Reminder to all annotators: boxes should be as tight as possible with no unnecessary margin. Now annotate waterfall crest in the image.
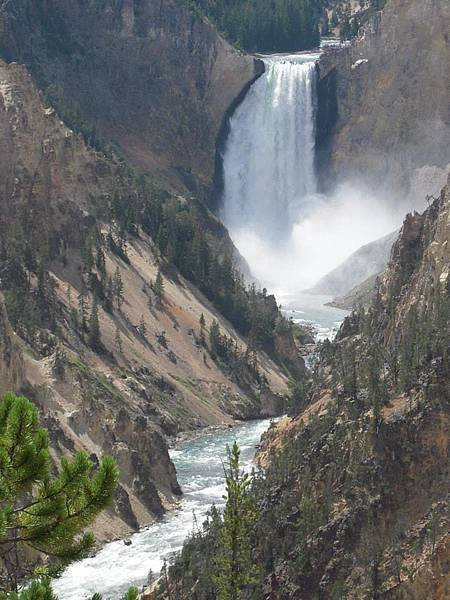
[221,55,318,242]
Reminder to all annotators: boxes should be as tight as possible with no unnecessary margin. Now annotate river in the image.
[53,418,276,599]
[53,296,346,600]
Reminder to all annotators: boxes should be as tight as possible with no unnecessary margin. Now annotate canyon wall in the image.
[0,58,290,539]
[318,0,450,198]
[0,0,262,199]
[253,174,450,599]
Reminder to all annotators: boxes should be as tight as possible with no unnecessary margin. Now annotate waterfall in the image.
[220,53,398,295]
[221,55,318,242]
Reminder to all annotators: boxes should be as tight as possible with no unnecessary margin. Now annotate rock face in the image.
[318,0,450,196]
[252,174,450,598]
[0,58,289,539]
[382,172,450,339]
[0,0,262,199]
[0,296,24,397]
[327,272,379,310]
[310,230,398,297]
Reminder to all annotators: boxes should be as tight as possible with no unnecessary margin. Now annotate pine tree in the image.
[199,313,206,346]
[213,442,259,599]
[365,345,387,434]
[209,320,221,359]
[81,238,94,274]
[88,299,102,351]
[0,392,119,593]
[138,315,147,339]
[154,269,164,308]
[78,281,88,331]
[113,267,124,311]
[95,245,106,276]
[114,326,123,354]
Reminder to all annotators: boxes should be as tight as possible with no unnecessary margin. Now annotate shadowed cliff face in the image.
[0,297,24,397]
[0,0,262,199]
[318,0,450,196]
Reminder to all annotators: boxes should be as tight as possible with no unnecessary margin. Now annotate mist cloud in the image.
[229,179,424,295]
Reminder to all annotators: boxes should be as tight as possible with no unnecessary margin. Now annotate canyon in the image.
[0,0,448,597]
[0,54,294,539]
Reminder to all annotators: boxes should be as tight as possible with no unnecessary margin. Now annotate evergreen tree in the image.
[95,245,106,276]
[209,320,222,359]
[321,10,329,36]
[113,267,124,311]
[213,442,259,599]
[77,281,88,332]
[184,0,322,53]
[199,313,206,346]
[114,326,123,355]
[340,15,351,40]
[154,269,165,308]
[365,345,387,433]
[0,392,119,594]
[138,315,147,339]
[88,299,101,351]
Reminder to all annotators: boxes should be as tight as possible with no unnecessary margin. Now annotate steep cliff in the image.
[253,175,450,598]
[0,58,292,540]
[0,0,262,199]
[318,0,450,198]
[159,175,450,598]
[0,296,24,397]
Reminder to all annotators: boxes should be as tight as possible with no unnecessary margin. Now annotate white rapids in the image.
[53,419,274,600]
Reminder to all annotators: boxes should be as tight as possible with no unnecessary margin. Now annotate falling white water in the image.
[222,55,319,241]
[221,54,407,293]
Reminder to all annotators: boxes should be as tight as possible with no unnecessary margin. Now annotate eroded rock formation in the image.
[0,0,263,198]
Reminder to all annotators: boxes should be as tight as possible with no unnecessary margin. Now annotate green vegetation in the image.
[157,442,259,599]
[88,299,102,351]
[180,0,322,52]
[208,320,262,388]
[179,0,389,50]
[0,392,134,598]
[322,276,450,425]
[44,85,121,158]
[153,270,165,309]
[0,150,289,370]
[337,0,388,41]
[154,219,449,598]
[213,443,260,599]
